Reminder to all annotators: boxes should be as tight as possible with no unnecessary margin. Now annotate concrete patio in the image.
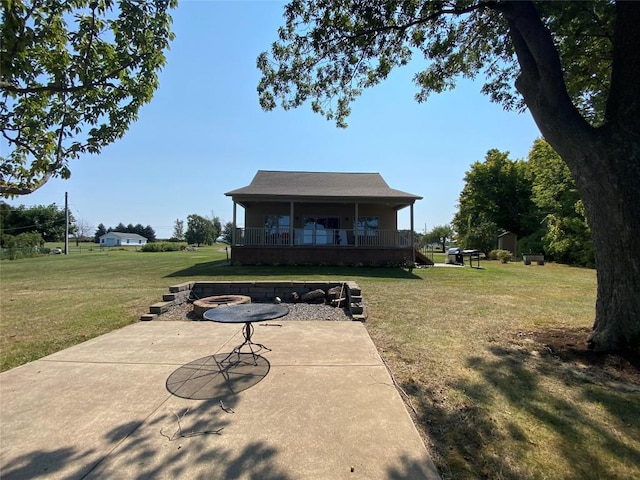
[0,320,440,479]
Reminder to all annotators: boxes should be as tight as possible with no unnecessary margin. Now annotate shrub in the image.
[494,249,513,263]
[0,232,45,260]
[141,242,183,252]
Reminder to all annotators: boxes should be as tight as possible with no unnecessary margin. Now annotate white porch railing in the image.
[234,228,414,248]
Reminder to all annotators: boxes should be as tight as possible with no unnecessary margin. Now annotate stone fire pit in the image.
[192,295,251,319]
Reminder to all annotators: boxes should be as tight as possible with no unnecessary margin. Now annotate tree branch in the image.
[81,3,99,81]
[500,1,593,147]
[340,2,499,42]
[0,56,140,95]
[0,175,52,196]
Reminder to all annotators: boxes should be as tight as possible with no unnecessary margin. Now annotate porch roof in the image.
[225,170,422,208]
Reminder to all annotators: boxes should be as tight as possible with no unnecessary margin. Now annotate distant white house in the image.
[99,232,148,247]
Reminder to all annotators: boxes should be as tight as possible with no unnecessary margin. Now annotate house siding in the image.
[99,233,148,247]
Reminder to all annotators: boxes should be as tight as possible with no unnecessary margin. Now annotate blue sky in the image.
[12,0,541,239]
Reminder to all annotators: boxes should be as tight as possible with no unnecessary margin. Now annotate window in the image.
[264,215,290,232]
[357,217,379,236]
[264,215,290,244]
[302,217,340,245]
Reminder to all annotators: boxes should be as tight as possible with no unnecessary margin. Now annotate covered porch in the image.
[225,171,425,266]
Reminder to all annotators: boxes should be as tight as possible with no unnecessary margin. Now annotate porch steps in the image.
[415,249,435,266]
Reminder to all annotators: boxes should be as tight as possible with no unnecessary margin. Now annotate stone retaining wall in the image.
[142,280,365,322]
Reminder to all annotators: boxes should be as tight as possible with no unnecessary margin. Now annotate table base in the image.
[219,322,271,366]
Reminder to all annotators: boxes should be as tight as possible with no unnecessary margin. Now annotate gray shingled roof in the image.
[225,171,422,202]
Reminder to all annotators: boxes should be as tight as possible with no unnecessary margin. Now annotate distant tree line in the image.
[94,223,156,243]
[0,202,229,251]
[0,201,75,248]
[452,139,594,267]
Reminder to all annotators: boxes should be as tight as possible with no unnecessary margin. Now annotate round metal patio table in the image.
[203,303,289,365]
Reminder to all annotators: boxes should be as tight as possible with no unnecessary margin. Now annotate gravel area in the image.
[157,301,353,322]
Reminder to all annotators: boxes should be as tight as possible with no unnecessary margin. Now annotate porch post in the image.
[232,201,237,245]
[410,203,415,264]
[289,201,294,246]
[354,203,359,247]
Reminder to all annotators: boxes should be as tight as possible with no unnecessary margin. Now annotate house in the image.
[99,232,148,247]
[225,170,432,266]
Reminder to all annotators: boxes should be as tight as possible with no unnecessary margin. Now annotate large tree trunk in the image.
[504,1,640,353]
[567,135,640,352]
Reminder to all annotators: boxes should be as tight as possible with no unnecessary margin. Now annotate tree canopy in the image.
[0,201,73,243]
[453,148,535,252]
[423,224,454,252]
[258,0,640,353]
[451,140,594,264]
[185,214,219,246]
[258,0,613,127]
[527,138,593,266]
[0,0,177,196]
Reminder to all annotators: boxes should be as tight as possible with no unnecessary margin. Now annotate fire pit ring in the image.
[192,295,252,319]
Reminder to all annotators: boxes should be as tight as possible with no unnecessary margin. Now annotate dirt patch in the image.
[526,327,640,389]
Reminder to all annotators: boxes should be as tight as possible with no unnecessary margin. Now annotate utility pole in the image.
[64,192,69,255]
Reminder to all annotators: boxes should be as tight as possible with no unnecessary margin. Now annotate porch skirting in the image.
[230,246,415,267]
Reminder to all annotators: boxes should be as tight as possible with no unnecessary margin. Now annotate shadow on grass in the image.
[1,400,292,480]
[166,262,422,279]
[386,453,442,479]
[403,345,640,480]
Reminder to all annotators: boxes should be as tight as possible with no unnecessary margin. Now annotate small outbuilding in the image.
[498,231,517,258]
[99,232,148,247]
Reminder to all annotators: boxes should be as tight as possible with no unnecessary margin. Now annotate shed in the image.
[498,231,517,257]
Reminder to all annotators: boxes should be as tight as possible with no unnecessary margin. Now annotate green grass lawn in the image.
[1,247,638,479]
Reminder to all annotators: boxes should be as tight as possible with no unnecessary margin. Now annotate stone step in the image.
[149,301,174,315]
[346,282,361,296]
[140,313,158,321]
[169,281,194,293]
[350,303,364,315]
